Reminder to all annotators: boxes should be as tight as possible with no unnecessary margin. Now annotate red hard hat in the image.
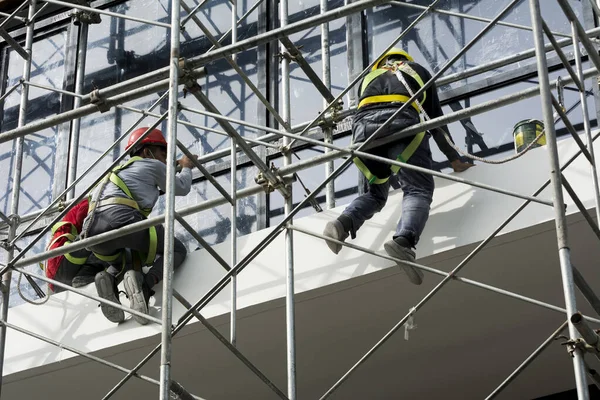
[125,128,167,151]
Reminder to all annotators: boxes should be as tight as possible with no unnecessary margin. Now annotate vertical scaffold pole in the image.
[571,24,600,222]
[0,0,37,394]
[321,0,335,209]
[160,0,181,397]
[67,17,89,199]
[280,0,296,398]
[230,0,238,347]
[529,1,589,398]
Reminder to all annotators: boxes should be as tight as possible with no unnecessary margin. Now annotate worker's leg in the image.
[340,180,390,234]
[323,163,390,254]
[383,140,433,285]
[394,141,434,247]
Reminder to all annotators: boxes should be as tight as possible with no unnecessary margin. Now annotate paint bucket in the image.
[513,119,546,154]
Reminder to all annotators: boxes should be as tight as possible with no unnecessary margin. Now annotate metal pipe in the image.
[230,0,238,347]
[181,103,554,207]
[13,93,169,243]
[0,2,36,392]
[176,139,234,205]
[0,319,166,387]
[180,0,208,28]
[572,24,600,224]
[573,266,600,318]
[561,174,600,242]
[0,27,29,60]
[101,178,297,400]
[530,2,589,398]
[280,0,296,397]
[7,113,169,271]
[159,0,181,395]
[44,0,171,29]
[551,96,594,163]
[572,312,600,350]
[558,0,600,76]
[0,0,28,30]
[67,20,89,200]
[230,136,237,346]
[22,80,84,98]
[321,0,335,210]
[0,215,17,396]
[285,0,443,148]
[0,81,20,106]
[0,78,178,144]
[118,104,278,148]
[12,265,163,324]
[185,85,289,198]
[172,290,288,399]
[179,0,290,130]
[390,0,591,42]
[11,177,292,270]
[485,321,569,400]
[542,20,583,92]
[207,0,264,52]
[174,214,231,272]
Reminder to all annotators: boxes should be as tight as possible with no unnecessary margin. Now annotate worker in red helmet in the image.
[82,127,198,325]
[323,49,473,285]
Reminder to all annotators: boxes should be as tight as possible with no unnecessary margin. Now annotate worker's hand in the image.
[450,159,474,173]
[178,155,198,169]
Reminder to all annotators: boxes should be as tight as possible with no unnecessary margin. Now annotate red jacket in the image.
[45,199,89,284]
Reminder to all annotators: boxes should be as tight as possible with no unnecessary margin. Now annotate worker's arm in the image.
[149,159,193,196]
[418,66,473,172]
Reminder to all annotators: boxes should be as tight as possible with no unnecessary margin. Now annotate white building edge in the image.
[2,133,600,399]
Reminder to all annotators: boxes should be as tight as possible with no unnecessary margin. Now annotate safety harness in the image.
[354,62,427,184]
[48,221,89,265]
[86,156,158,271]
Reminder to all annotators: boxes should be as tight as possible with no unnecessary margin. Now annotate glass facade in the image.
[0,0,593,306]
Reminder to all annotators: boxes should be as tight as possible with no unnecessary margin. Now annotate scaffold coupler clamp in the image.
[404,307,417,341]
[90,89,111,113]
[254,163,286,195]
[179,58,207,94]
[558,336,587,358]
[72,1,102,26]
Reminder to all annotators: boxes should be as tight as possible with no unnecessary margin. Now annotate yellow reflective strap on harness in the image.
[51,221,76,235]
[360,69,388,95]
[96,197,141,211]
[354,131,426,184]
[352,157,390,185]
[146,226,157,265]
[64,249,89,265]
[358,94,421,113]
[47,233,77,250]
[94,251,123,263]
[390,132,426,174]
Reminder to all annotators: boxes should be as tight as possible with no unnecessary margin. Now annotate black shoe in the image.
[123,270,152,325]
[95,271,125,323]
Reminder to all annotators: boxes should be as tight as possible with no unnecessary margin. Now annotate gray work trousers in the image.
[86,205,187,288]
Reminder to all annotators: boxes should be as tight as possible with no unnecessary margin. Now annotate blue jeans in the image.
[342,136,434,247]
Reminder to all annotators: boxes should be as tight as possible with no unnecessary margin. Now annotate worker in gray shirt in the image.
[83,127,197,325]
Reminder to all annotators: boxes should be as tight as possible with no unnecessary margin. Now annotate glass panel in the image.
[0,30,67,215]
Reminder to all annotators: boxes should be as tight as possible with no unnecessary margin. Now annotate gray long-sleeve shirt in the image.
[95,158,192,211]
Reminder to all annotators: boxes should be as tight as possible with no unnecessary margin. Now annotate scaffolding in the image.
[0,0,599,399]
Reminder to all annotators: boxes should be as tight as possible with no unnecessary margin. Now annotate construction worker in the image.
[323,49,473,285]
[82,127,197,325]
[46,198,108,293]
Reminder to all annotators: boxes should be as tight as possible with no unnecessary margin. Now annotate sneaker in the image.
[72,274,95,288]
[123,270,151,325]
[384,239,424,285]
[323,220,349,254]
[95,271,125,323]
